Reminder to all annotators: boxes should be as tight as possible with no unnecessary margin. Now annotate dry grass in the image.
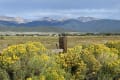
[0,36,120,50]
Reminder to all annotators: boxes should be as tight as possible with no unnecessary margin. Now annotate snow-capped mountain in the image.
[0,16,26,23]
[77,17,99,22]
[0,16,120,32]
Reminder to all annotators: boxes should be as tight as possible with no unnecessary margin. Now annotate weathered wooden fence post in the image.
[59,33,67,53]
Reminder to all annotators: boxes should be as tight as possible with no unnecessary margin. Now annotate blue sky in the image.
[0,0,120,19]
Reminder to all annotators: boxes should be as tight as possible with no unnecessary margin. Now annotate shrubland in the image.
[0,41,120,80]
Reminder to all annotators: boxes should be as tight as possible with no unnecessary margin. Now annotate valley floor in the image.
[0,35,120,50]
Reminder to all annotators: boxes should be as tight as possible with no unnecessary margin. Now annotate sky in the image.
[0,0,120,19]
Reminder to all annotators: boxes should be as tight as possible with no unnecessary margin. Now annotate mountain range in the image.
[0,16,120,33]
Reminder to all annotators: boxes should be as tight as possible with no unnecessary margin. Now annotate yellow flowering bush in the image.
[105,41,120,55]
[58,52,87,80]
[0,42,47,66]
[28,54,66,80]
[107,59,120,74]
[27,54,50,75]
[81,49,101,73]
[93,44,119,64]
[0,42,48,80]
[39,67,65,80]
[66,43,120,80]
[0,41,120,80]
[67,45,82,54]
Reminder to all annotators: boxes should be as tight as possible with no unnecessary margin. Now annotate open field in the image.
[0,35,120,80]
[0,35,120,50]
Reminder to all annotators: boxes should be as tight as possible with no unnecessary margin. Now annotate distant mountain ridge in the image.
[0,16,27,23]
[0,16,120,32]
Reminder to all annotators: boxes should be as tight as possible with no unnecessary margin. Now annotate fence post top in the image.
[59,33,67,37]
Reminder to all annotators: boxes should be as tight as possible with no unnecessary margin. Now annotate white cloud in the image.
[5,9,120,20]
[29,9,120,19]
